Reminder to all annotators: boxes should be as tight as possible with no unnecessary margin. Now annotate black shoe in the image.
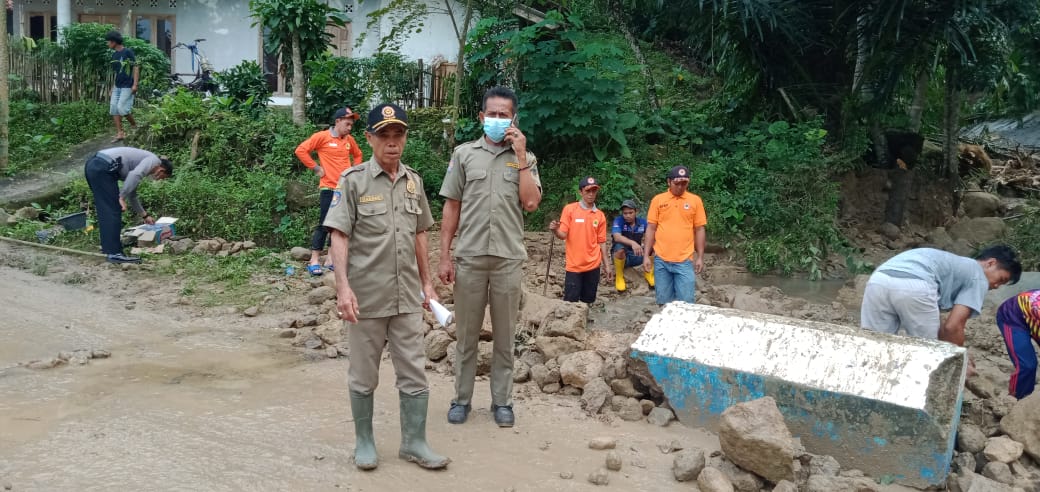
[447,402,471,424]
[492,404,514,428]
[107,253,142,264]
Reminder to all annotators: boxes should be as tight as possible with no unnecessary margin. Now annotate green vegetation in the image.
[215,60,272,115]
[4,99,110,176]
[1006,204,1040,271]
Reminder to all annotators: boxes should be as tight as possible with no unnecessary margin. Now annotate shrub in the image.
[688,119,849,277]
[216,60,273,115]
[123,38,172,97]
[4,100,110,176]
[304,52,424,125]
[305,54,369,125]
[466,12,638,160]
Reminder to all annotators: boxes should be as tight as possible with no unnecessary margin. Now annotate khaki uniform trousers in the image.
[452,255,523,407]
[347,312,428,396]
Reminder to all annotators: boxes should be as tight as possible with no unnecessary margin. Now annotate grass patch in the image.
[154,249,285,307]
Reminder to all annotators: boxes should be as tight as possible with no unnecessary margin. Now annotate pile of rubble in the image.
[952,392,1040,491]
[581,397,885,491]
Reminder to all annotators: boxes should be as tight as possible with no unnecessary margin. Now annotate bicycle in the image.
[169,38,218,95]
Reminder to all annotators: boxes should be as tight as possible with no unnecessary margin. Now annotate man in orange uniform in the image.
[642,165,707,305]
[295,106,364,275]
[549,177,613,304]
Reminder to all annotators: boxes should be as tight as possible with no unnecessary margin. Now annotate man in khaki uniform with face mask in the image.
[325,103,449,471]
[439,86,543,427]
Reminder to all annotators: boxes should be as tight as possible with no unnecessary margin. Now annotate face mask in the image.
[483,117,512,143]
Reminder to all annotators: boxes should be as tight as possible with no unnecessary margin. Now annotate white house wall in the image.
[350,0,468,63]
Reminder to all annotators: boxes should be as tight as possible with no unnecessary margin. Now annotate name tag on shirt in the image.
[360,194,384,203]
[328,143,338,147]
[575,218,585,223]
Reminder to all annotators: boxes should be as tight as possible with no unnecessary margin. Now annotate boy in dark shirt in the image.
[106,30,138,142]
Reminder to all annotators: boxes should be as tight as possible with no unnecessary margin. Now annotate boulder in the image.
[307,286,336,305]
[959,423,990,454]
[14,206,39,220]
[580,377,611,415]
[616,397,643,421]
[424,330,453,361]
[559,351,605,389]
[698,467,735,492]
[926,227,955,250]
[475,341,494,376]
[534,336,585,360]
[647,407,675,427]
[984,436,1025,464]
[600,354,628,380]
[963,192,1002,218]
[519,350,545,368]
[171,238,195,255]
[953,452,977,474]
[609,377,643,398]
[949,217,1007,244]
[290,246,312,261]
[949,471,1018,492]
[879,222,901,241]
[710,456,764,492]
[588,437,616,450]
[982,462,1016,485]
[718,396,800,483]
[605,451,622,471]
[538,303,588,341]
[513,360,531,383]
[773,480,799,492]
[672,449,706,482]
[808,454,841,477]
[587,468,609,486]
[1002,392,1040,461]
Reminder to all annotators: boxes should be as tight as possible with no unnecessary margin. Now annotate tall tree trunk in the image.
[449,0,473,150]
[290,31,306,126]
[0,7,9,173]
[882,68,931,227]
[943,59,962,216]
[908,69,930,132]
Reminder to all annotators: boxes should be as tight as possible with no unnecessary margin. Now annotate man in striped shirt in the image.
[997,289,1040,399]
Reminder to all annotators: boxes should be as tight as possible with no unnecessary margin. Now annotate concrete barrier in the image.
[630,303,966,488]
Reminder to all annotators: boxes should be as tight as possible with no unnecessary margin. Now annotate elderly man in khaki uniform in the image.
[325,103,450,471]
[439,87,542,427]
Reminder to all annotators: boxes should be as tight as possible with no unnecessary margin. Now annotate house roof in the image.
[961,111,1040,151]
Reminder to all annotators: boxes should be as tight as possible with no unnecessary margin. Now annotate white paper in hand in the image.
[420,292,454,327]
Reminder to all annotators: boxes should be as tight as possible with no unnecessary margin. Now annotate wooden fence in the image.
[8,46,112,104]
[396,60,456,110]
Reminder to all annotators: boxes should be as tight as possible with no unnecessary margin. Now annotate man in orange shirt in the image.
[295,106,364,275]
[642,166,707,305]
[549,177,614,303]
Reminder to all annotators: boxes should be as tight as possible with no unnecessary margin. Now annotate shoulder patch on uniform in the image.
[330,190,342,208]
[342,165,365,177]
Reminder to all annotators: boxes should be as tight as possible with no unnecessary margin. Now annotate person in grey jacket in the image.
[84,147,172,263]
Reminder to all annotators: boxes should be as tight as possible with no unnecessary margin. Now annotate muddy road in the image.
[0,265,729,491]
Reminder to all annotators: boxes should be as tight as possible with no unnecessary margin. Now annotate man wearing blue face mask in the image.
[439,86,543,428]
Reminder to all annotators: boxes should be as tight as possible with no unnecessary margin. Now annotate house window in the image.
[134,15,175,58]
[27,13,57,41]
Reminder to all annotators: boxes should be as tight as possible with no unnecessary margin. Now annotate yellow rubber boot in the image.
[644,263,655,288]
[614,257,627,292]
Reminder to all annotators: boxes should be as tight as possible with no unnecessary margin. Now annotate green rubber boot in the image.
[349,391,378,470]
[398,391,451,470]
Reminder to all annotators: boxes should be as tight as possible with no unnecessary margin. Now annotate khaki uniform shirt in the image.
[439,138,541,260]
[324,159,435,319]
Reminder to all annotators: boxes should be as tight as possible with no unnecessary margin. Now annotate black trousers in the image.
[84,155,123,255]
[563,268,601,304]
[310,189,335,251]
